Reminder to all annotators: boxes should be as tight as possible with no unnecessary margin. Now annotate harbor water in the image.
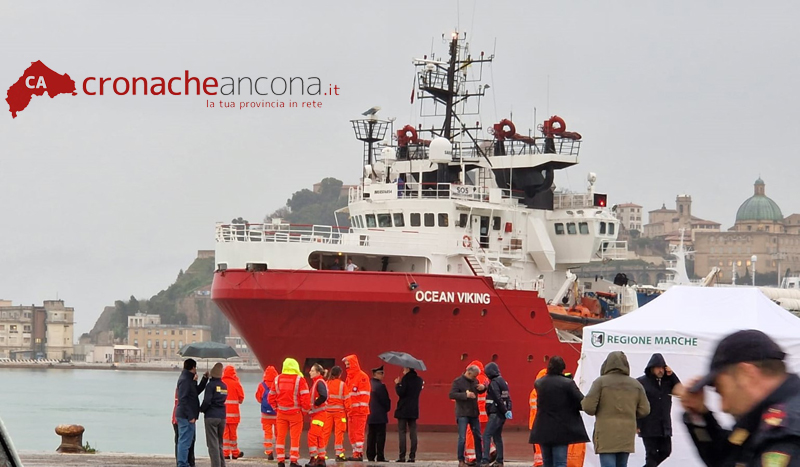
[0,367,266,454]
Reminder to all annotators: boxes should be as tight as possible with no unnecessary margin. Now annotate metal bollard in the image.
[55,424,86,453]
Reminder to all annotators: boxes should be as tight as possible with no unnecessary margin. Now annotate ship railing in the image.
[215,222,348,244]
[553,192,595,209]
[597,241,629,261]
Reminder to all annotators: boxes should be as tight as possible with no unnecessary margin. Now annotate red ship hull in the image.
[212,269,581,429]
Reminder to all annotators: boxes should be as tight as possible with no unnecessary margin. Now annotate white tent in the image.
[574,286,800,467]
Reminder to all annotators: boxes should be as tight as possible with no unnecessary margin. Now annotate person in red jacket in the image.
[222,365,245,459]
[343,354,371,461]
[322,366,348,462]
[256,365,279,460]
[269,358,311,467]
[307,363,329,467]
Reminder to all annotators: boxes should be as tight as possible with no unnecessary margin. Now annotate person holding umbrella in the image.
[394,367,424,463]
[176,359,209,467]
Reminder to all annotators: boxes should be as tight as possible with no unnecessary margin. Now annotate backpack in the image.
[260,382,276,415]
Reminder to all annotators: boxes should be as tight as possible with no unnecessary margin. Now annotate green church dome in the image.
[735,178,783,222]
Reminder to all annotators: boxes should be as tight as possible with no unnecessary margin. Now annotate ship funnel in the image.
[428,137,453,163]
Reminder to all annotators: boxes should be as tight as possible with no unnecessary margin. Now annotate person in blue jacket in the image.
[481,362,512,467]
[176,359,209,467]
[201,363,228,467]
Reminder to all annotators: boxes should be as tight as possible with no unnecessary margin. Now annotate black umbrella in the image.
[378,351,427,371]
[178,342,239,371]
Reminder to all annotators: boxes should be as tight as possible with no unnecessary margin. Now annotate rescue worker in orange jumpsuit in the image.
[322,366,348,462]
[222,365,245,459]
[307,363,329,467]
[269,357,311,467]
[255,365,279,460]
[343,354,371,461]
[529,368,586,467]
[465,360,495,464]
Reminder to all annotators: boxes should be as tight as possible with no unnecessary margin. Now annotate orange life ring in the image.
[396,125,418,146]
[493,119,516,140]
[462,235,472,248]
[544,115,566,136]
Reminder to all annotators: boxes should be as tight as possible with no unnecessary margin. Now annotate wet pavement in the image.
[20,430,536,466]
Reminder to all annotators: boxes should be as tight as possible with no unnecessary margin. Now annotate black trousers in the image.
[173,422,196,467]
[642,436,672,467]
[366,423,387,461]
[397,418,418,461]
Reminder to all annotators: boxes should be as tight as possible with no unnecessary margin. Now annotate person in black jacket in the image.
[201,363,228,467]
[366,366,391,462]
[636,353,683,467]
[394,367,424,463]
[529,356,589,467]
[449,364,487,467]
[481,362,512,467]
[176,359,209,467]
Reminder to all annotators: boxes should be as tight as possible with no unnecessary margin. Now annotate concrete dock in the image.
[19,452,533,467]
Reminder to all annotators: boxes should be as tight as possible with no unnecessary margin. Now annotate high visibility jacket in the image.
[269,359,311,415]
[222,366,245,419]
[529,369,548,429]
[327,378,347,412]
[343,355,371,416]
[310,376,328,415]
[256,366,279,416]
[468,360,490,423]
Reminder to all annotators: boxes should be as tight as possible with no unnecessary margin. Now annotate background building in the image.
[615,203,643,232]
[126,313,211,361]
[643,194,720,247]
[694,178,800,284]
[0,299,74,360]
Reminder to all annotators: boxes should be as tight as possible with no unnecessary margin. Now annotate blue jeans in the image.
[456,416,482,462]
[540,444,568,467]
[481,414,505,463]
[599,452,630,467]
[177,417,196,467]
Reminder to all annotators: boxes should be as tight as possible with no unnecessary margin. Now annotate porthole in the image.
[453,308,460,316]
[461,353,468,361]
[527,355,534,363]
[544,355,550,362]
[491,354,498,362]
[530,311,536,319]
[412,306,420,314]
[481,309,488,317]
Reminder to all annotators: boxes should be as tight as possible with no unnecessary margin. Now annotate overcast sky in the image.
[2,1,799,336]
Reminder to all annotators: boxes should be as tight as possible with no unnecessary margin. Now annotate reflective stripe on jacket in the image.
[269,374,311,415]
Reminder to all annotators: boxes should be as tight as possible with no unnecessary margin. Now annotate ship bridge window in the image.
[608,223,615,235]
[352,216,360,228]
[579,222,589,235]
[393,213,405,227]
[554,223,565,235]
[378,213,392,228]
[599,222,607,235]
[424,213,435,227]
[493,217,501,231]
[365,214,377,228]
[438,213,449,227]
[410,213,421,227]
[567,223,577,235]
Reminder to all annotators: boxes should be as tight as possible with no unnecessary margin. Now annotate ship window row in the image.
[353,213,449,228]
[554,221,610,236]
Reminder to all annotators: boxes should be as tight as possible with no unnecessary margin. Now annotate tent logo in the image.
[591,331,605,348]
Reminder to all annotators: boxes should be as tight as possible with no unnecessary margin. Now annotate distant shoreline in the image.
[0,362,263,373]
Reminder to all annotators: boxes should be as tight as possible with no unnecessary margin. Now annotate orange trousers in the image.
[308,413,327,459]
[347,413,367,455]
[276,412,304,463]
[222,422,240,457]
[261,414,277,455]
[322,410,347,457]
[465,423,494,462]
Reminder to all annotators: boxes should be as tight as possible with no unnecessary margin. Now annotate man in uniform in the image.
[682,329,800,467]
